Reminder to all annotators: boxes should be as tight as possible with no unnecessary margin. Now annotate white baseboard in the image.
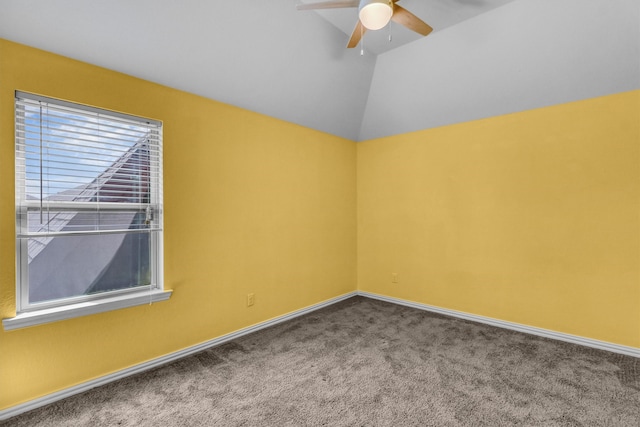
[3,289,638,421]
[357,291,640,358]
[0,291,357,421]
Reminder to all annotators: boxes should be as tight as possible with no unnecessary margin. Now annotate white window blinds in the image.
[15,91,163,238]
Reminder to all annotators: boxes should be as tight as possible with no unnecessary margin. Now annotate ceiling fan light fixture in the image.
[358,0,393,31]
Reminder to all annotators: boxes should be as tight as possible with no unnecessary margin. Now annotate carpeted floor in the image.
[2,296,639,426]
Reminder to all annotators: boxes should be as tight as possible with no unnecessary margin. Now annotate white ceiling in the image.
[360,0,640,140]
[0,1,638,141]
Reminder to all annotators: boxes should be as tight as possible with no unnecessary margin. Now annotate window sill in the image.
[2,290,172,331]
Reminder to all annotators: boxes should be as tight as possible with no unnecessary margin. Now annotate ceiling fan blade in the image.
[391,5,433,36]
[296,1,359,10]
[347,20,367,48]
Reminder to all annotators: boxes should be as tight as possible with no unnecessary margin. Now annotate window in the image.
[5,92,169,330]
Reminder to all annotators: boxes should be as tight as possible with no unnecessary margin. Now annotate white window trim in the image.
[3,290,172,331]
[4,91,170,330]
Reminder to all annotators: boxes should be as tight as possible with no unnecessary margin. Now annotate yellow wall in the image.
[1,37,638,412]
[0,39,357,409]
[358,90,640,348]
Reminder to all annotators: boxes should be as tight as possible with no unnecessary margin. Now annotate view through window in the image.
[15,92,163,310]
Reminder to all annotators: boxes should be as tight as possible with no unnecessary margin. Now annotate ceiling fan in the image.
[296,0,433,48]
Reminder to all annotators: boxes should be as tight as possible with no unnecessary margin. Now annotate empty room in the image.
[0,0,638,425]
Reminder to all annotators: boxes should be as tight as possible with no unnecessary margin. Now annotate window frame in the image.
[4,92,170,330]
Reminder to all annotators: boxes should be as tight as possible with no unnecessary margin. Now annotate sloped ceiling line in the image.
[0,0,638,141]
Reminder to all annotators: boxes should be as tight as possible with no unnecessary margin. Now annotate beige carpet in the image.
[3,296,639,426]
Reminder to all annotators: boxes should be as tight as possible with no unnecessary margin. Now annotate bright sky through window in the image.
[22,103,151,200]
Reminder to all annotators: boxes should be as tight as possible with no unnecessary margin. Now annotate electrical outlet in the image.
[391,273,398,283]
[247,293,255,307]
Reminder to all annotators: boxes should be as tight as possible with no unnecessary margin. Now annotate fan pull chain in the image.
[388,22,392,43]
[360,23,364,56]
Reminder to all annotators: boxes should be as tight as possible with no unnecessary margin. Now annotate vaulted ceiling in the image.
[1,1,638,141]
[303,0,515,55]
